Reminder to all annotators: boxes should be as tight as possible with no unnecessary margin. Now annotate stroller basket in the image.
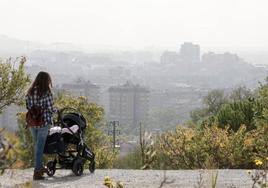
[44,132,65,154]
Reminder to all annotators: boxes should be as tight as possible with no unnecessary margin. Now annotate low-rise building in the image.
[58,81,100,103]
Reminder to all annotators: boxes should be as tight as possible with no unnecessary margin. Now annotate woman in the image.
[26,71,57,180]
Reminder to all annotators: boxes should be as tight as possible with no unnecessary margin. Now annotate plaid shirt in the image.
[26,89,57,127]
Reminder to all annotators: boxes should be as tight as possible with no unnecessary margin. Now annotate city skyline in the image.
[0,0,267,51]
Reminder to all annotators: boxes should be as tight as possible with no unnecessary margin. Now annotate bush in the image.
[0,129,21,173]
[152,124,266,169]
[16,112,34,168]
[113,148,142,169]
[217,99,257,131]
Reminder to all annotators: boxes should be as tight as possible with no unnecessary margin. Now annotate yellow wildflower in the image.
[104,176,111,181]
[255,159,263,166]
[104,176,114,188]
[266,157,268,161]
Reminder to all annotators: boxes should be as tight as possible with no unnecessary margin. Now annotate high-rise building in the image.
[108,81,149,128]
[180,42,200,64]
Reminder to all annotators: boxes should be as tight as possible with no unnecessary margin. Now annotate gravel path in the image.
[0,169,254,188]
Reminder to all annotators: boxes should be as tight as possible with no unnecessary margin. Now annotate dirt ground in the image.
[0,169,254,188]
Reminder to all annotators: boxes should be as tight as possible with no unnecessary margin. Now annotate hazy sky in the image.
[0,0,267,51]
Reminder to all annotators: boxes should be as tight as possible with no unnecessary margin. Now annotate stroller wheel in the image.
[47,160,56,177]
[72,158,84,176]
[89,160,95,173]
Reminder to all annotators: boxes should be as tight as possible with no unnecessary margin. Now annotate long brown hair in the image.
[27,71,52,96]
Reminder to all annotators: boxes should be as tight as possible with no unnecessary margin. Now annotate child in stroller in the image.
[44,107,95,176]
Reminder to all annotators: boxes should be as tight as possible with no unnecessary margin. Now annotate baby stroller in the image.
[44,107,95,177]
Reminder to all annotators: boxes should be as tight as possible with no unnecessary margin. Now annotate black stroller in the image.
[44,107,95,176]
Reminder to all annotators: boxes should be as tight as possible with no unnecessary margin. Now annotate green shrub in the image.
[152,124,266,169]
[113,148,142,169]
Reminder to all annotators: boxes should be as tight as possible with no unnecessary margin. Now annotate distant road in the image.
[0,169,254,188]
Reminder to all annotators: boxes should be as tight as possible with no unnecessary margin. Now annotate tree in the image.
[203,89,227,115]
[0,57,30,113]
[190,108,209,123]
[217,98,256,131]
[191,87,259,131]
[229,86,252,101]
[251,78,268,127]
[147,108,179,131]
[190,89,226,124]
[0,57,30,172]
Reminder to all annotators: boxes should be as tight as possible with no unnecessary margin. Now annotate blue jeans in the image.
[30,126,49,170]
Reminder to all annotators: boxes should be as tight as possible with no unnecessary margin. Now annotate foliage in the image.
[150,81,268,170]
[229,86,252,101]
[147,108,179,131]
[95,146,117,169]
[216,98,257,131]
[113,124,156,169]
[203,89,227,115]
[151,125,263,169]
[248,157,268,188]
[113,148,142,169]
[139,124,156,169]
[0,57,30,113]
[16,112,34,168]
[0,128,21,173]
[227,126,254,168]
[211,171,218,188]
[251,125,268,160]
[0,57,30,172]
[190,89,227,126]
[255,81,268,127]
[190,85,263,132]
[156,127,200,169]
[190,108,209,123]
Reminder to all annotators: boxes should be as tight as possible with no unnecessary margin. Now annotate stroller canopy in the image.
[62,112,87,131]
